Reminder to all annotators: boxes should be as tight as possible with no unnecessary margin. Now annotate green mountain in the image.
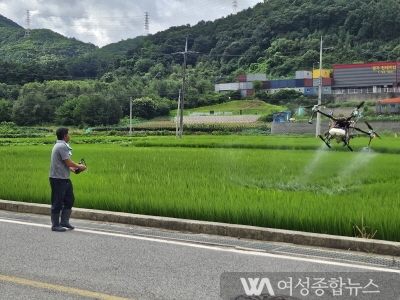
[0,15,21,28]
[70,0,400,82]
[109,0,400,78]
[0,16,97,63]
[4,0,400,127]
[2,0,400,80]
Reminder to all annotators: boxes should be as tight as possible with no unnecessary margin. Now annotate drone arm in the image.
[308,109,335,124]
[317,110,336,120]
[354,126,380,145]
[353,127,369,135]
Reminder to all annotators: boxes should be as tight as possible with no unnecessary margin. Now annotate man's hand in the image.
[77,164,87,171]
[65,159,87,172]
[75,164,87,174]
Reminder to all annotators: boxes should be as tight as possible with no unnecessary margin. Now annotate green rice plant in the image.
[0,136,400,242]
[2,134,400,154]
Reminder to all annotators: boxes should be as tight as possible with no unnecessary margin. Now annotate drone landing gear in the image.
[341,137,353,152]
[318,135,331,148]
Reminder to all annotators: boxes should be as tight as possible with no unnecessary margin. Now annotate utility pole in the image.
[179,45,187,139]
[176,90,181,138]
[316,36,323,137]
[315,37,334,137]
[172,38,198,138]
[129,97,132,135]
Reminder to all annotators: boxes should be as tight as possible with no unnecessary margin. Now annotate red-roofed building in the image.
[376,98,400,114]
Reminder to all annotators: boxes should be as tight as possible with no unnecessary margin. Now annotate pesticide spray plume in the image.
[287,145,328,189]
[288,144,378,194]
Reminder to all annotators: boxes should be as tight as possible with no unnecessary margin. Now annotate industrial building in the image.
[332,62,400,94]
[214,61,400,97]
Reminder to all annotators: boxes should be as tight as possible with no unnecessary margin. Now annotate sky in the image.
[0,0,262,48]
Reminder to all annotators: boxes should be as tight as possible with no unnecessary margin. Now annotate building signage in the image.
[372,65,397,74]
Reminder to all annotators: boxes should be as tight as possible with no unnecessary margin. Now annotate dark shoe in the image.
[60,209,75,229]
[51,213,66,232]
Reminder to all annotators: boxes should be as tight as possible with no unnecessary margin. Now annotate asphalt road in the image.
[0,211,399,300]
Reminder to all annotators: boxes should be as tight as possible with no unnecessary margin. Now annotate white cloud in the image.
[0,0,262,47]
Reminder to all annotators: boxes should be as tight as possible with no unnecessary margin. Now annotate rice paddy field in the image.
[1,134,400,242]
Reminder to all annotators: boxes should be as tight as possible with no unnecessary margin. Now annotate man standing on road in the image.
[49,127,86,232]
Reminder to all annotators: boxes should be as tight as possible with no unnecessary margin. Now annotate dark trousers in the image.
[49,178,75,214]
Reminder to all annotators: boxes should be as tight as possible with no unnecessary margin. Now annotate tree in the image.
[12,92,52,125]
[132,97,157,119]
[155,101,171,116]
[227,90,242,100]
[73,95,122,126]
[134,58,154,74]
[267,89,305,105]
[54,98,81,126]
[0,99,12,122]
[252,80,262,93]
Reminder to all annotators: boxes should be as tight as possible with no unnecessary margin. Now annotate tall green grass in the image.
[1,137,400,241]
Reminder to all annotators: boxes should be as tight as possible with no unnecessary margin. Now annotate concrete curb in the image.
[1,199,399,256]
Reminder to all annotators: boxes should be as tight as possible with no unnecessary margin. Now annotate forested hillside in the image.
[0,15,21,28]
[1,0,400,127]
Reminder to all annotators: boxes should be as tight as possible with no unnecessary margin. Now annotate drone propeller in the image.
[347,101,365,121]
[307,105,322,123]
[365,121,381,139]
[304,104,321,109]
[305,104,320,123]
[306,103,334,124]
[354,122,381,148]
[357,101,365,110]
[304,101,331,109]
[365,121,373,130]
